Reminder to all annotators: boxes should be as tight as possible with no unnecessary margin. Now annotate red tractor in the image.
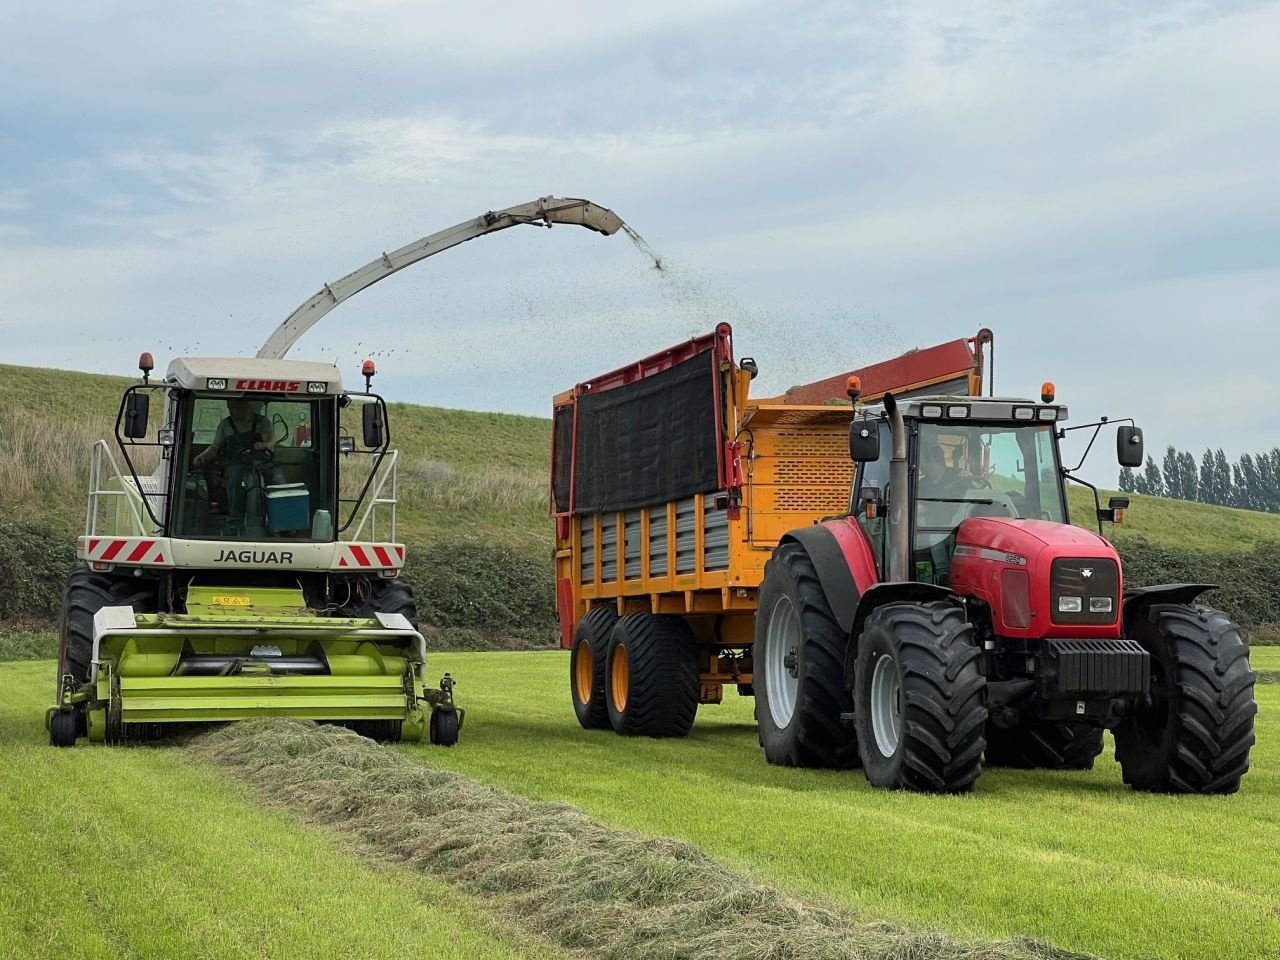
[756,385,1257,793]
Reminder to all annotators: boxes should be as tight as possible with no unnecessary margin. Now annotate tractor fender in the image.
[845,582,962,688]
[1122,583,1217,632]
[778,521,878,637]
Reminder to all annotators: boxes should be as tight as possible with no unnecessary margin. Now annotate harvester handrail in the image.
[86,440,154,538]
[345,448,398,543]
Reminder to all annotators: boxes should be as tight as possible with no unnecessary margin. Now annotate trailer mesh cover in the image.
[569,348,720,515]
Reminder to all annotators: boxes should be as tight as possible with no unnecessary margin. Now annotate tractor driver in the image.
[920,443,966,500]
[193,398,275,524]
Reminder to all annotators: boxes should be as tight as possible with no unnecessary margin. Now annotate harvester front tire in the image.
[984,721,1104,771]
[570,606,617,729]
[430,707,460,747]
[1114,603,1255,794]
[605,614,698,738]
[342,577,419,630]
[59,567,156,685]
[854,601,987,793]
[754,543,859,769]
[49,710,77,748]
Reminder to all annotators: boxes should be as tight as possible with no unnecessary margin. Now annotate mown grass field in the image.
[405,650,1280,960]
[7,362,1280,556]
[0,660,567,960]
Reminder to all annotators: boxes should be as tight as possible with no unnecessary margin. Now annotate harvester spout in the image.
[257,195,625,360]
[884,392,910,583]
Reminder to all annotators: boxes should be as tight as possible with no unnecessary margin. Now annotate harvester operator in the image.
[193,398,276,523]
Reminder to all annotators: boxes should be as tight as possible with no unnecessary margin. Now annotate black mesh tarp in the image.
[552,406,573,514]
[569,348,721,515]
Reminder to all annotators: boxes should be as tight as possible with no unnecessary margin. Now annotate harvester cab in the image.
[47,352,462,748]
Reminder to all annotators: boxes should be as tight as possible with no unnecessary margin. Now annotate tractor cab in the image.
[851,396,1076,588]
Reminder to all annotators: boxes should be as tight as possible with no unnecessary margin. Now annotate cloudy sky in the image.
[2,1,1277,482]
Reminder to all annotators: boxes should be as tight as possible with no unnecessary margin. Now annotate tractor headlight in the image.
[1089,597,1113,613]
[307,381,327,394]
[207,378,228,391]
[1058,596,1083,613]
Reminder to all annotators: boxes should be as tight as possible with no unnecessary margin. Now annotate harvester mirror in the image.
[123,392,150,439]
[1116,425,1144,467]
[362,402,385,448]
[849,421,880,462]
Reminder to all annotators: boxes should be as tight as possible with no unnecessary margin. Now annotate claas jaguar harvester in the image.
[552,324,1256,793]
[47,352,461,747]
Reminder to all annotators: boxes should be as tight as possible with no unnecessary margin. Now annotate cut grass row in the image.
[0,661,566,960]
[406,650,1280,960]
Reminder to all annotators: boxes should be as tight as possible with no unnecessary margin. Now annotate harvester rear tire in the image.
[341,577,419,630]
[984,721,1104,770]
[58,567,157,686]
[605,614,698,738]
[430,707,460,747]
[753,543,859,769]
[854,601,987,793]
[570,606,617,729]
[49,710,77,748]
[1114,603,1256,794]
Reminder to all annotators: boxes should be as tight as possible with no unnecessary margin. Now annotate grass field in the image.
[7,362,1280,556]
[0,660,566,960]
[404,651,1280,960]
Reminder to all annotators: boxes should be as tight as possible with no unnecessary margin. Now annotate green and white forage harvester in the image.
[46,352,461,746]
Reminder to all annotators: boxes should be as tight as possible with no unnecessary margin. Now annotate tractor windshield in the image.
[172,395,335,540]
[913,422,1065,583]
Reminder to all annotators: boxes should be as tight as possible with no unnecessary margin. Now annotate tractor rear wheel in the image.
[854,601,987,793]
[984,721,1104,770]
[570,606,617,729]
[753,543,859,769]
[605,614,698,738]
[1114,603,1256,794]
[58,567,157,686]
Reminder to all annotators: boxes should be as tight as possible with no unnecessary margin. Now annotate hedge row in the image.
[0,518,1273,642]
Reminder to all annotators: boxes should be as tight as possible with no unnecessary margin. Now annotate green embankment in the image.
[0,661,566,960]
[404,651,1280,960]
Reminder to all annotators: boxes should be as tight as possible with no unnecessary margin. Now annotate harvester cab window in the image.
[913,423,1065,584]
[176,395,333,541]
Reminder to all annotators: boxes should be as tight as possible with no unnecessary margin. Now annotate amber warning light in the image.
[361,358,376,390]
[139,352,154,384]
[846,375,862,403]
[1041,381,1055,403]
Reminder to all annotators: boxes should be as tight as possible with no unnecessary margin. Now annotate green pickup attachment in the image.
[47,586,461,746]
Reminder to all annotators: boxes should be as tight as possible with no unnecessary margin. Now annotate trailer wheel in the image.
[430,707,460,747]
[605,614,698,738]
[854,601,987,793]
[1114,603,1255,794]
[570,606,617,729]
[49,709,78,748]
[984,721,1104,770]
[59,567,157,686]
[753,543,859,769]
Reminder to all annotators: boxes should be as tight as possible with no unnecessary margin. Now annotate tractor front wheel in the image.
[570,606,617,729]
[605,614,698,738]
[1114,603,1255,794]
[753,543,859,769]
[984,721,1104,771]
[853,601,987,793]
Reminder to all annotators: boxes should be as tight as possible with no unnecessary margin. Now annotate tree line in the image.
[1118,445,1280,512]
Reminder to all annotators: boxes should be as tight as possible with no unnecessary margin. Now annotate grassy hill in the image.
[7,361,1280,554]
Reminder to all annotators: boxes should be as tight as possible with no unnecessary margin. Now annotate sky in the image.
[1,1,1277,484]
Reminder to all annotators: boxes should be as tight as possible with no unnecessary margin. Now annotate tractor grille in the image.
[1050,557,1119,626]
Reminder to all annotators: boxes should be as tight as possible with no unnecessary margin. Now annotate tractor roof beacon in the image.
[46,351,461,747]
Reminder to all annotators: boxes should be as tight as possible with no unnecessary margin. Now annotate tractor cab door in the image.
[851,420,892,578]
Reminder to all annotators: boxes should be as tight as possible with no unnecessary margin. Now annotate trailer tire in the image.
[754,543,859,769]
[854,601,987,793]
[570,606,617,729]
[1114,603,1256,794]
[58,567,157,686]
[605,614,698,738]
[984,721,1104,770]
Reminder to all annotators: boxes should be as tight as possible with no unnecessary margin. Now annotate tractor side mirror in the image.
[849,422,880,462]
[362,402,385,449]
[1116,425,1144,467]
[123,392,150,439]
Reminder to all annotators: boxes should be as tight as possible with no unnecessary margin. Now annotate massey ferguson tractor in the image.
[553,325,1256,793]
[47,353,461,746]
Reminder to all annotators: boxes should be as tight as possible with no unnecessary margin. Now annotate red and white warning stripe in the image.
[78,537,171,566]
[336,543,405,570]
